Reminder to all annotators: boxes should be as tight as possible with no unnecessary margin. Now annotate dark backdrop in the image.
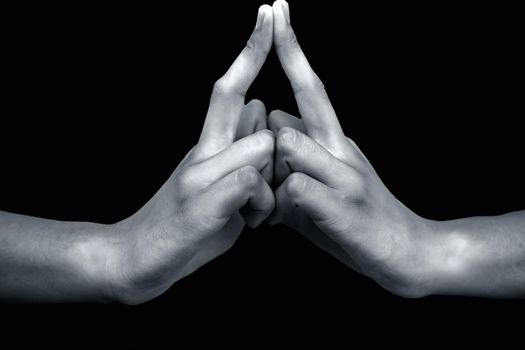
[1,0,523,342]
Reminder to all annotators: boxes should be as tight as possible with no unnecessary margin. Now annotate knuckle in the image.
[250,129,275,153]
[277,127,298,151]
[278,127,317,158]
[285,172,308,197]
[212,78,232,96]
[213,77,246,97]
[245,37,270,56]
[236,166,260,188]
[257,129,275,146]
[175,167,197,190]
[352,172,368,197]
[293,74,325,95]
[342,169,368,204]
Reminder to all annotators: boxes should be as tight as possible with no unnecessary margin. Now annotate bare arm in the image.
[0,211,116,302]
[427,211,525,298]
[0,5,275,304]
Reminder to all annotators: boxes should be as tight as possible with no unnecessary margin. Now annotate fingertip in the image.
[268,109,284,120]
[243,211,263,228]
[252,4,273,54]
[276,127,305,159]
[258,4,273,18]
[256,129,276,154]
[245,98,267,113]
[256,5,272,29]
[258,4,274,31]
[283,1,290,23]
[272,0,287,24]
[277,126,298,144]
[257,127,275,140]
[272,0,290,24]
[272,0,287,10]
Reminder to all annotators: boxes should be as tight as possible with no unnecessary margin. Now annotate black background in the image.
[1,0,524,343]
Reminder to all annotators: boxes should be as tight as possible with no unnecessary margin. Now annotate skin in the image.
[0,5,275,304]
[1,1,524,303]
[267,0,525,298]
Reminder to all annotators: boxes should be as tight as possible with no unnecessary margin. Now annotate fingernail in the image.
[255,7,265,29]
[283,1,291,24]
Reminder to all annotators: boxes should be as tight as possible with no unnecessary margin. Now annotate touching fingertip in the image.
[272,0,290,32]
[259,4,273,13]
[258,4,272,22]
[257,128,275,139]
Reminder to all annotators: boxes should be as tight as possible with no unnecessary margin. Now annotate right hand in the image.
[104,5,275,305]
[267,0,436,298]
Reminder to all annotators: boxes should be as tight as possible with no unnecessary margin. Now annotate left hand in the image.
[106,5,276,305]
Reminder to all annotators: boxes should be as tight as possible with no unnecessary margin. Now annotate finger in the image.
[235,99,272,184]
[199,5,274,154]
[272,0,345,148]
[236,99,268,140]
[268,109,306,135]
[269,171,363,273]
[269,110,371,172]
[202,166,275,228]
[192,129,274,185]
[268,172,340,225]
[269,172,365,274]
[275,127,355,189]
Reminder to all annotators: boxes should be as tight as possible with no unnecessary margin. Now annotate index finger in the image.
[198,5,274,154]
[272,0,346,150]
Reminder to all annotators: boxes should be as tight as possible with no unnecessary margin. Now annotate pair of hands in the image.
[107,1,436,304]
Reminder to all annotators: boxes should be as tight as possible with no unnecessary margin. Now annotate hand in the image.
[267,0,437,298]
[104,5,275,305]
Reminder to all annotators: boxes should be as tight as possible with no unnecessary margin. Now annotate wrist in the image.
[391,215,442,298]
[99,209,200,305]
[417,219,476,297]
[66,222,125,303]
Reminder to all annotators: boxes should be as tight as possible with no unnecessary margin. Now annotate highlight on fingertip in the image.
[258,4,273,24]
[275,0,290,23]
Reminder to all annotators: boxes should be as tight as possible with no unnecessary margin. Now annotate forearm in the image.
[427,210,525,298]
[0,211,119,302]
